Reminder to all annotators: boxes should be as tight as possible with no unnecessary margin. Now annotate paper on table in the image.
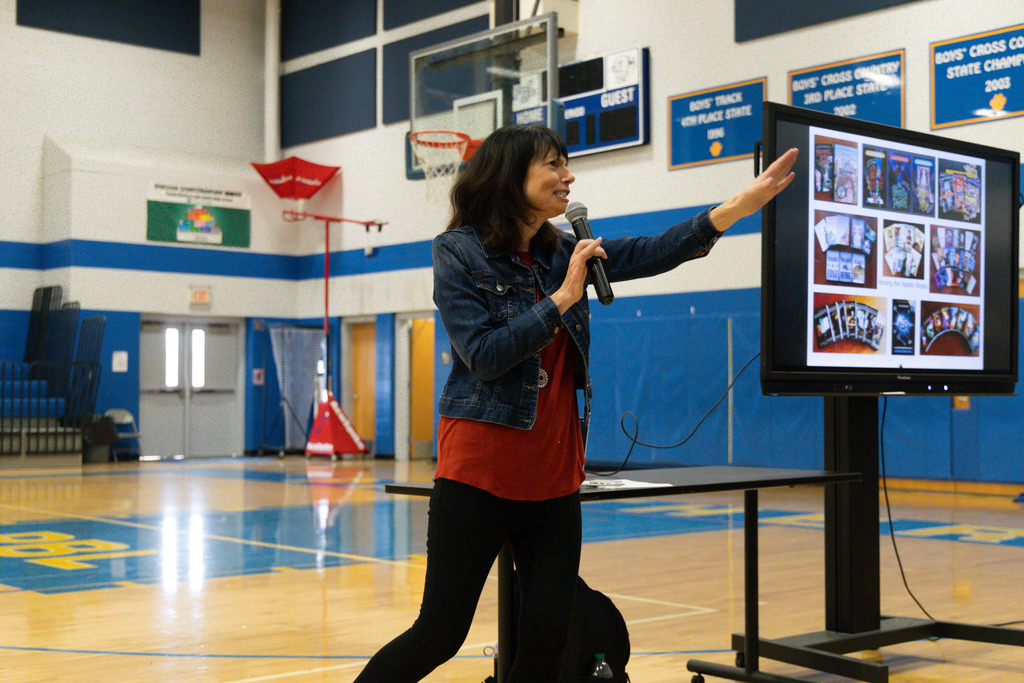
[582,478,672,490]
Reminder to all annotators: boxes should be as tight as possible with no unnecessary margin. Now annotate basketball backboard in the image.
[406,12,561,179]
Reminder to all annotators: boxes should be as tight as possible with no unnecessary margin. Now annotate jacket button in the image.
[575,324,582,332]
[496,284,504,292]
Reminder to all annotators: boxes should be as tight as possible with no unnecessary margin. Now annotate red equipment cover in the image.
[251,156,340,200]
[305,390,368,456]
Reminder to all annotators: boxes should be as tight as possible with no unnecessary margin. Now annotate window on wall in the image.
[164,328,179,388]
[191,328,206,389]
[163,327,206,389]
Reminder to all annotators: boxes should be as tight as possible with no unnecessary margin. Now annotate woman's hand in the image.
[550,238,606,314]
[709,147,799,233]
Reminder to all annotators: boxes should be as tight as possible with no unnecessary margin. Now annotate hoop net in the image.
[409,130,471,200]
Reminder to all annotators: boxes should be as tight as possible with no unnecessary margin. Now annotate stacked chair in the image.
[1,286,105,467]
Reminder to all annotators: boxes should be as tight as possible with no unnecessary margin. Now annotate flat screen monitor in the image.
[760,102,1020,396]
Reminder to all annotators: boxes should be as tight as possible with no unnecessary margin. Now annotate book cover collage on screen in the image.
[808,126,984,370]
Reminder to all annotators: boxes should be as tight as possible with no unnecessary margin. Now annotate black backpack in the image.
[487,575,631,682]
[560,575,631,682]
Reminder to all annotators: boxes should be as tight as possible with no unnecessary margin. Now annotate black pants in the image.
[355,478,582,682]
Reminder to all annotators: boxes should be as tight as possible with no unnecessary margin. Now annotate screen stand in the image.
[731,395,1024,682]
[824,395,880,633]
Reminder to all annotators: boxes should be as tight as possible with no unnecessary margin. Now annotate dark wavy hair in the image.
[445,125,568,254]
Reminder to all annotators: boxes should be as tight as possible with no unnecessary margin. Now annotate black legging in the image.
[355,478,582,682]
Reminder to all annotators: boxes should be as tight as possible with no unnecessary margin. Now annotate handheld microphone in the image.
[565,201,614,305]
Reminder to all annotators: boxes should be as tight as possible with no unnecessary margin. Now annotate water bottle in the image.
[589,652,614,679]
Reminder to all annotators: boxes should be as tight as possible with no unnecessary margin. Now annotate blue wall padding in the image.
[4,244,1019,482]
[281,48,377,147]
[730,311,824,471]
[246,318,287,453]
[589,205,759,240]
[375,314,396,456]
[430,288,1023,482]
[975,313,1024,482]
[589,290,749,468]
[734,0,923,42]
[1,308,138,417]
[84,309,141,422]
[281,0,376,61]
[950,398,979,482]
[0,310,30,361]
[383,0,483,31]
[17,0,200,54]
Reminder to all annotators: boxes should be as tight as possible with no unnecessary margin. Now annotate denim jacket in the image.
[432,208,721,433]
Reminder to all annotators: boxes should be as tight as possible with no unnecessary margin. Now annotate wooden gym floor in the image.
[1,456,1022,682]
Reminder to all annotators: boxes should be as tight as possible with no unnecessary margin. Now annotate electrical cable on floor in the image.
[879,395,936,621]
[883,399,1024,630]
[586,352,760,477]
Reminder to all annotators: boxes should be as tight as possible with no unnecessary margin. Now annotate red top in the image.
[435,251,585,501]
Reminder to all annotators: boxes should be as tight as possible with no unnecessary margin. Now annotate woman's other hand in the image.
[709,147,799,233]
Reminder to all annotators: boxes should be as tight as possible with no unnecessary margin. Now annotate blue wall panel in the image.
[83,309,140,421]
[587,288,813,469]
[977,392,1024,483]
[589,205,760,240]
[0,308,138,419]
[430,283,1022,482]
[589,306,730,467]
[731,311,823,470]
[381,15,490,125]
[245,317,297,453]
[880,396,952,479]
[17,0,200,54]
[975,300,1024,482]
[434,310,450,454]
[281,48,377,147]
[3,222,1016,481]
[951,398,980,482]
[0,310,30,361]
[383,0,482,31]
[375,314,395,456]
[734,0,924,42]
[281,0,376,61]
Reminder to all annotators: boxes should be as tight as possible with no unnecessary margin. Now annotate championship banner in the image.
[147,184,251,248]
[788,50,905,128]
[931,23,1024,129]
[668,78,765,170]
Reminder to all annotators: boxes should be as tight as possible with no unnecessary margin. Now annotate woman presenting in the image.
[356,125,797,682]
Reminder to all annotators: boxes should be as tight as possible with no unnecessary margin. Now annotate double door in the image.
[139,318,244,458]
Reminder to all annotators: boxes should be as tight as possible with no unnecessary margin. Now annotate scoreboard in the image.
[558,47,650,157]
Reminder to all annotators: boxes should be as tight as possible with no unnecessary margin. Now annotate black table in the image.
[386,466,858,683]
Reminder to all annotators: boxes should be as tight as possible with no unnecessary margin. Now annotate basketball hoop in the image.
[408,130,477,200]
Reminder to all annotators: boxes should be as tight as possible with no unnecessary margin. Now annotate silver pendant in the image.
[538,368,549,388]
